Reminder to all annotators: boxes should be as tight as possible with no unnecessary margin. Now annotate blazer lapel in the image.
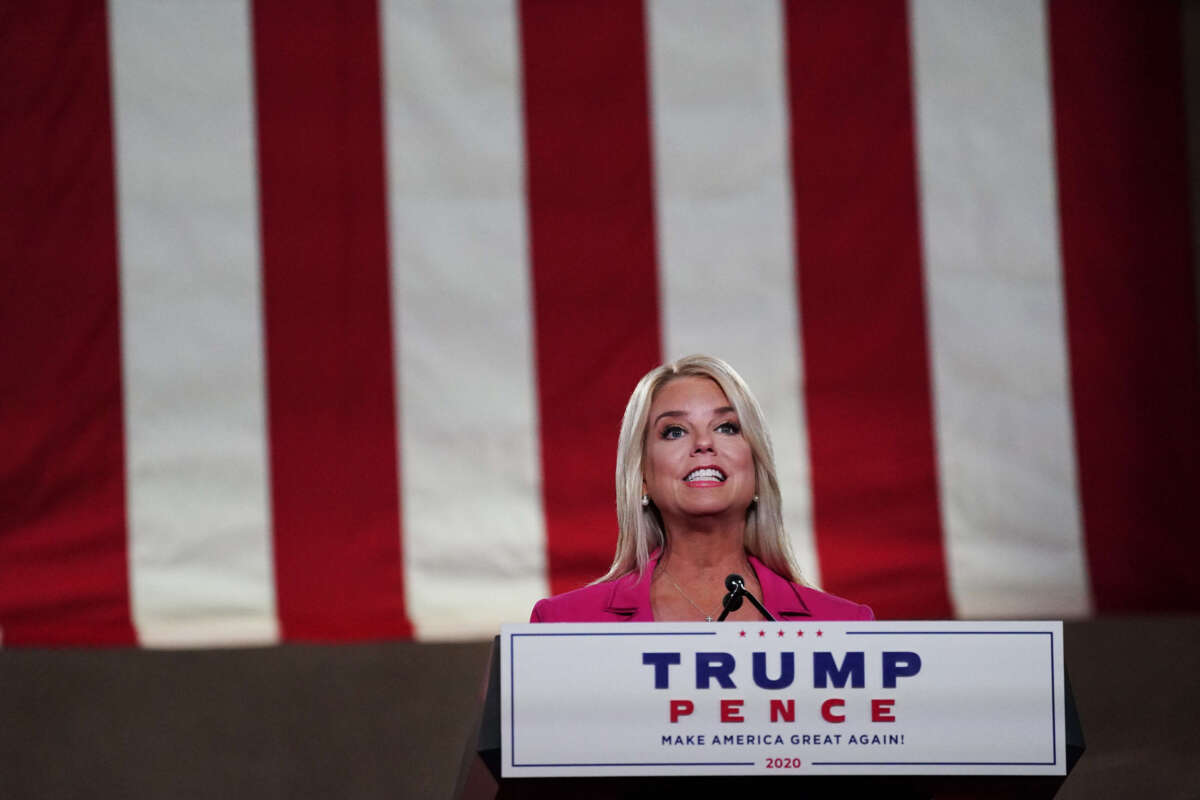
[603,552,659,620]
[749,555,812,619]
[600,552,809,621]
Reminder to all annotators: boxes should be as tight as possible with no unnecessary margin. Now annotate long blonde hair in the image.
[596,354,804,584]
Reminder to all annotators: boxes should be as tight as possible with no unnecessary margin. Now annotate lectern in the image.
[456,622,1085,799]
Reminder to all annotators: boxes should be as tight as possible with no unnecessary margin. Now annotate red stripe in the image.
[784,0,952,619]
[0,4,136,646]
[252,0,410,639]
[519,0,662,594]
[1049,2,1200,613]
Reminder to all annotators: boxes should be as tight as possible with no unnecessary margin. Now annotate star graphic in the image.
[777,630,785,637]
[739,630,746,637]
[816,629,824,637]
[796,630,804,637]
[758,630,765,637]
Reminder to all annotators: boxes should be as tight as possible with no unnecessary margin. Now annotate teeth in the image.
[685,468,725,482]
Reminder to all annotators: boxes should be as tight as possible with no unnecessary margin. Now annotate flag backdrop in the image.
[2,0,1198,647]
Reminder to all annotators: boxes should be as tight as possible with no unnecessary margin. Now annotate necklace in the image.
[661,568,724,622]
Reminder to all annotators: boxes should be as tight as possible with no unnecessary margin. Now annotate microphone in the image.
[715,573,775,622]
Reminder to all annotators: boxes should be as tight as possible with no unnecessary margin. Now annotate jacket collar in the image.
[603,549,812,620]
[754,554,813,619]
[603,554,655,619]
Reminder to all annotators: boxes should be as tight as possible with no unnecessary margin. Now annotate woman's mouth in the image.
[683,467,726,485]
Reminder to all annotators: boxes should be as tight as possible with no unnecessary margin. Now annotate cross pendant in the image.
[705,616,713,622]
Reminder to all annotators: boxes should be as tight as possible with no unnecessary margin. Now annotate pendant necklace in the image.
[661,568,723,622]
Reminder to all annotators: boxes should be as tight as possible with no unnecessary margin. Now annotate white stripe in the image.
[910,0,1092,617]
[110,0,278,646]
[647,0,820,584]
[381,0,548,639]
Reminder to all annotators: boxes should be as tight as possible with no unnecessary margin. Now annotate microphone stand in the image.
[715,574,775,622]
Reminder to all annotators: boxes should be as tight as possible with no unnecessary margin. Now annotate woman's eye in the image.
[716,421,740,435]
[661,425,686,440]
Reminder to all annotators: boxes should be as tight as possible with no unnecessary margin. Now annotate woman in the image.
[531,355,872,623]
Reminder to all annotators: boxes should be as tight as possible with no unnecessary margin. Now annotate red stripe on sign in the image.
[253,0,410,639]
[784,1,952,619]
[0,4,136,646]
[520,0,662,594]
[1049,2,1200,613]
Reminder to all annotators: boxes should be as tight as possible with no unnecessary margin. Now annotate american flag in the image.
[2,0,1196,647]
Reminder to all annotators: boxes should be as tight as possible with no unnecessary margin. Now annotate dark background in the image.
[2,618,1198,799]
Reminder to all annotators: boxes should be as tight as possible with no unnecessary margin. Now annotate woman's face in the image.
[642,376,756,529]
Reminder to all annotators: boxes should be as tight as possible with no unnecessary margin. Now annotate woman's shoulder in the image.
[530,582,608,623]
[792,583,875,621]
[529,569,650,622]
[750,556,874,621]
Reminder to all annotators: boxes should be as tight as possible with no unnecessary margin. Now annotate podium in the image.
[456,625,1085,799]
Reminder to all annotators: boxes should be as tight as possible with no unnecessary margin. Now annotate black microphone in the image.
[715,573,775,622]
[718,588,744,618]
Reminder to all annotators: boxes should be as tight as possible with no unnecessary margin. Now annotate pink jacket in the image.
[530,552,873,622]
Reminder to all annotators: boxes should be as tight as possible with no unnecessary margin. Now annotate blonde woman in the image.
[531,355,872,623]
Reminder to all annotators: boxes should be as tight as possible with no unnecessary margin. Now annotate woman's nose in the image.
[693,433,714,453]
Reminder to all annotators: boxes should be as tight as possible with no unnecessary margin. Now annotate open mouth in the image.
[683,467,726,483]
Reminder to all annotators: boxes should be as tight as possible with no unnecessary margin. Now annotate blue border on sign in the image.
[506,627,1060,771]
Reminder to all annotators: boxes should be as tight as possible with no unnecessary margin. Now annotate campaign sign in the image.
[500,621,1065,777]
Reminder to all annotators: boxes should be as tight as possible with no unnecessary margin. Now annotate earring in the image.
[641,494,650,507]
[752,494,759,505]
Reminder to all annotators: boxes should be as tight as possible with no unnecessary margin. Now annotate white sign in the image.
[500,621,1065,777]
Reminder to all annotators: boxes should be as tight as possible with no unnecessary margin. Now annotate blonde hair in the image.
[597,354,804,584]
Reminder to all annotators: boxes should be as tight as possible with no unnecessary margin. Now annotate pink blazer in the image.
[530,552,873,622]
